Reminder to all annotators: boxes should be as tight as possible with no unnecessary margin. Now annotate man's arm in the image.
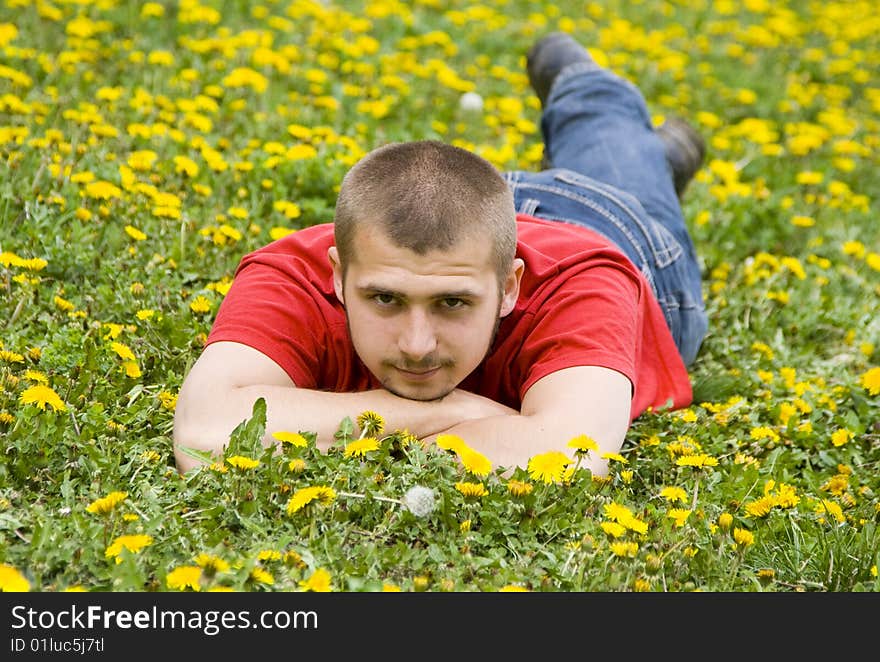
[172,341,514,473]
[424,365,633,477]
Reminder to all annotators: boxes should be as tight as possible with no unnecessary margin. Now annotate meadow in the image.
[0,0,878,593]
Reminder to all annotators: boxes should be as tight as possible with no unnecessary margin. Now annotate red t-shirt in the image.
[206,214,692,419]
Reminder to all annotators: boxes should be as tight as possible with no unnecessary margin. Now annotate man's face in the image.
[329,225,522,401]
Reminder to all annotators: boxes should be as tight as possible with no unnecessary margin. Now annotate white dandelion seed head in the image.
[401,485,436,518]
[459,91,484,113]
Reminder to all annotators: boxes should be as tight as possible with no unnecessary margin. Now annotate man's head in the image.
[328,140,523,401]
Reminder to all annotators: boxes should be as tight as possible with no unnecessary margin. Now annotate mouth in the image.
[395,366,441,381]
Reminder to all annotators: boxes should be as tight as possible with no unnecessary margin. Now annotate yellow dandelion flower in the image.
[860,367,880,395]
[344,437,380,458]
[0,350,25,363]
[249,567,274,585]
[124,225,147,242]
[110,341,135,361]
[602,451,628,464]
[190,296,212,314]
[527,450,572,484]
[382,583,402,592]
[830,428,852,447]
[506,479,533,497]
[257,550,282,562]
[717,513,733,530]
[610,541,639,557]
[436,433,466,454]
[105,534,153,562]
[676,454,719,468]
[733,527,755,547]
[23,370,47,384]
[226,456,260,470]
[299,567,332,592]
[86,491,128,515]
[19,384,66,412]
[272,431,310,448]
[459,445,492,477]
[0,564,30,592]
[815,499,846,524]
[356,410,385,436]
[194,554,230,574]
[660,486,688,503]
[166,566,202,591]
[286,486,336,515]
[567,434,599,453]
[667,508,692,528]
[600,521,627,538]
[288,458,306,473]
[499,584,530,592]
[454,481,488,498]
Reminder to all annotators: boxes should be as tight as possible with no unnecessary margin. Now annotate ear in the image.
[327,246,344,304]
[499,257,524,317]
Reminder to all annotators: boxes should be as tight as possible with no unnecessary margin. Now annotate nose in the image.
[398,309,437,360]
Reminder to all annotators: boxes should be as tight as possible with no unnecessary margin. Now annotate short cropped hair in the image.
[333,140,517,284]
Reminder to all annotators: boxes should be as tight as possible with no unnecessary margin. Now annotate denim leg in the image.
[506,63,708,365]
[542,62,691,254]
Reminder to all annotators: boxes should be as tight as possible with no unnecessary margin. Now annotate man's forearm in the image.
[427,412,621,477]
[173,383,511,472]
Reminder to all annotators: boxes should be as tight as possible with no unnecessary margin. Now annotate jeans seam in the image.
[511,181,663,275]
[552,171,682,266]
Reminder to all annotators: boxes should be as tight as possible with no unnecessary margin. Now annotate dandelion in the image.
[226,456,260,470]
[459,446,492,477]
[286,485,337,515]
[110,342,136,361]
[499,584,530,592]
[860,367,880,395]
[249,568,274,585]
[830,429,852,447]
[86,491,128,515]
[717,513,733,530]
[356,410,384,436]
[506,479,533,497]
[299,567,332,592]
[0,350,25,363]
[454,481,488,498]
[401,486,436,518]
[194,554,230,575]
[815,499,846,524]
[105,534,153,563]
[601,521,627,538]
[526,450,571,484]
[568,434,599,454]
[667,508,692,528]
[19,384,66,412]
[0,564,29,592]
[436,433,466,454]
[271,431,309,448]
[732,528,755,548]
[288,458,306,473]
[190,296,212,314]
[660,486,687,503]
[344,437,380,458]
[602,451,628,464]
[676,454,719,468]
[610,541,639,557]
[166,566,202,591]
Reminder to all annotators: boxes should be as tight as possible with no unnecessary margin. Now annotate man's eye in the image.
[372,293,397,305]
[440,298,467,310]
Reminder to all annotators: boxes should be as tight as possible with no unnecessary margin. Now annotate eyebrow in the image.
[356,284,481,300]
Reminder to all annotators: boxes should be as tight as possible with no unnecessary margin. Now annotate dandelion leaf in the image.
[226,397,268,457]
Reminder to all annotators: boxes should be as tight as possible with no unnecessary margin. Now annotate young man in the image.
[173,33,708,476]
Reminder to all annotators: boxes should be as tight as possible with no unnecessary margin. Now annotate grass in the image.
[0,0,878,593]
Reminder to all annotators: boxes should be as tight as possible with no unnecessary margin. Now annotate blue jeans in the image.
[503,62,707,366]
